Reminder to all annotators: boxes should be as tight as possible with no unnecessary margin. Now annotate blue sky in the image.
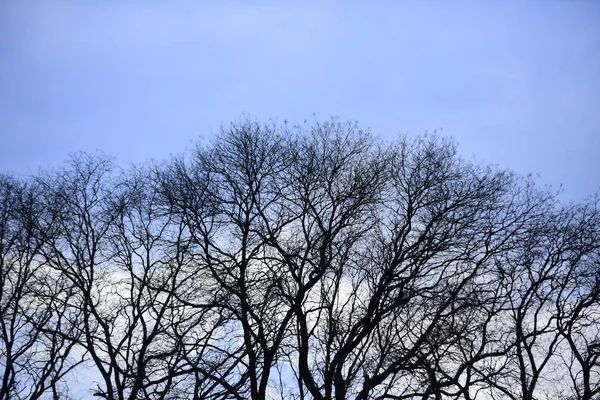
[1,0,599,201]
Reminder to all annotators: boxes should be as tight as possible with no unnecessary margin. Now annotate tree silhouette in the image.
[0,119,598,399]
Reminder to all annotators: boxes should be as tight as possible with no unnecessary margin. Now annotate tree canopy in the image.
[1,119,599,400]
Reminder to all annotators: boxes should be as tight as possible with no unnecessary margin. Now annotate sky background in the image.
[1,0,599,202]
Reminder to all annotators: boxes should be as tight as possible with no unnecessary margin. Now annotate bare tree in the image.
[277,132,558,400]
[32,155,228,400]
[163,120,298,399]
[553,199,600,400]
[0,175,83,400]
